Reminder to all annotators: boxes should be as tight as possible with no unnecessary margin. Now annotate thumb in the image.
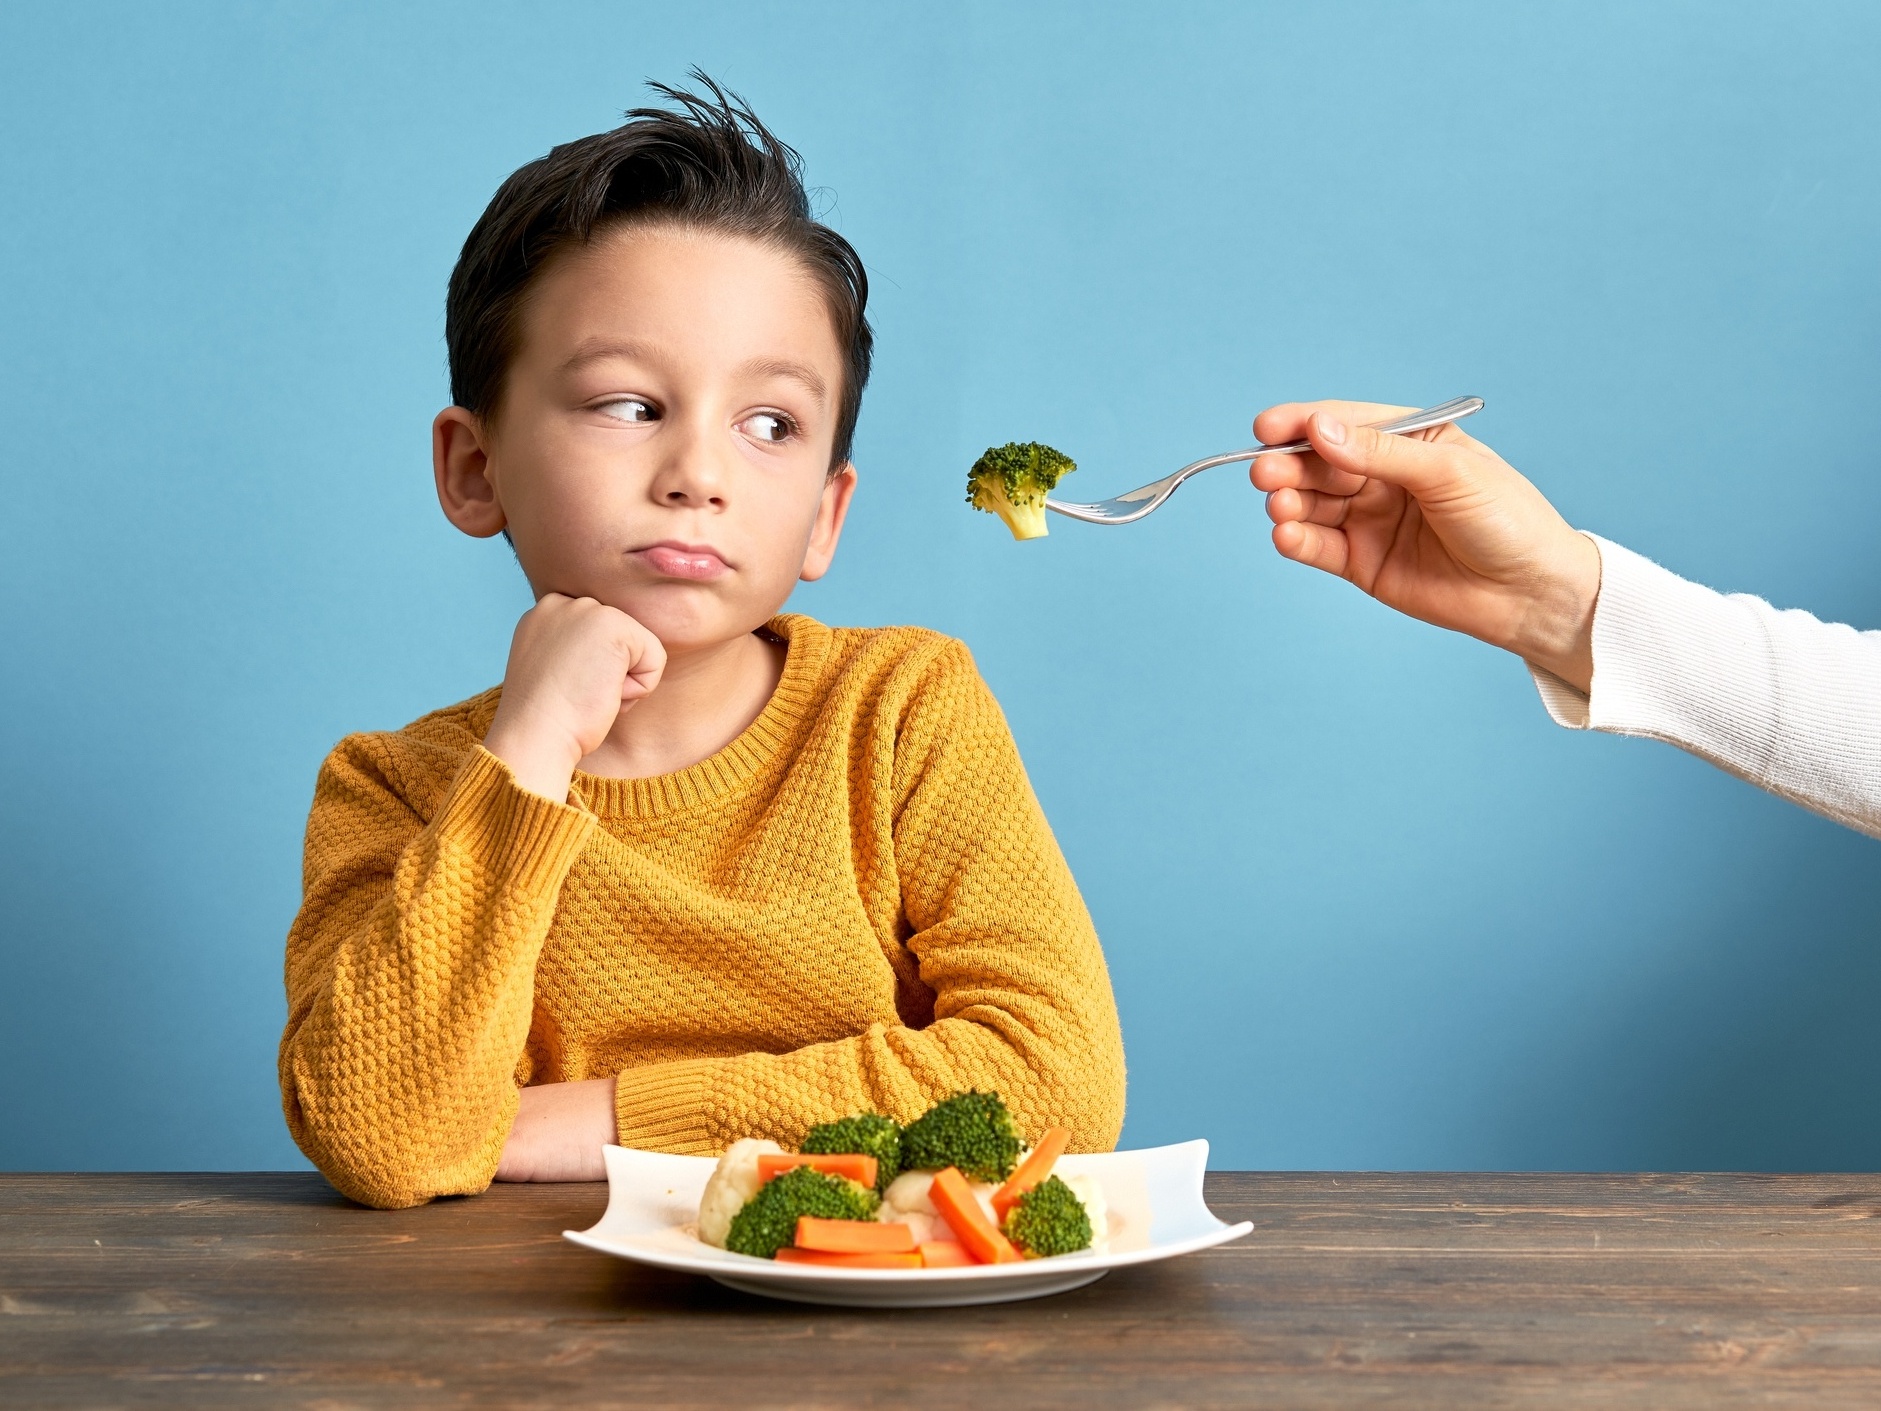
[1306,412,1475,502]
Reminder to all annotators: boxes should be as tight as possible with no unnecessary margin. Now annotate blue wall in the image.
[3,1,1878,1172]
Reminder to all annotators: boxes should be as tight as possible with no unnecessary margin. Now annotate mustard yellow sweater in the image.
[280,616,1126,1209]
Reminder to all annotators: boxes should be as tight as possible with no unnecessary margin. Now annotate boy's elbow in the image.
[281,1072,499,1210]
[1006,1013,1126,1154]
[317,1159,444,1211]
[1051,987,1127,1153]
[1056,1047,1126,1154]
[298,1130,496,1210]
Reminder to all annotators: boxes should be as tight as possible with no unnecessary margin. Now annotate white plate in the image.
[564,1139,1252,1308]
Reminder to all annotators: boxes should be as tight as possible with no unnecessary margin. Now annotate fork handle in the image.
[1238,396,1485,460]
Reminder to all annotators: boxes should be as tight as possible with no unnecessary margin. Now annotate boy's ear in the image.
[432,406,508,538]
[799,462,858,583]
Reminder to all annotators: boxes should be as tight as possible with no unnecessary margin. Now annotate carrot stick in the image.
[992,1126,1073,1219]
[918,1240,977,1268]
[757,1153,877,1189]
[774,1247,922,1269]
[929,1167,1021,1264]
[794,1217,917,1254]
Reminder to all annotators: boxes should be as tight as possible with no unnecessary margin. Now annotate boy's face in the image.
[434,225,856,654]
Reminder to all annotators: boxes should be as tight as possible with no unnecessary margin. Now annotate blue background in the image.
[3,1,1878,1173]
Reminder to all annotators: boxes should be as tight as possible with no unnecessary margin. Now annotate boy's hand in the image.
[1250,400,1602,692]
[494,1077,617,1183]
[483,594,666,801]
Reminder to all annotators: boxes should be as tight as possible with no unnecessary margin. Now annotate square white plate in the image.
[564,1139,1252,1307]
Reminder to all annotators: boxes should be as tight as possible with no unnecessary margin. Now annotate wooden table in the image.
[6,1172,1881,1407]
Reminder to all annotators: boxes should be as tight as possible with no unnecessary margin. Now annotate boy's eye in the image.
[597,398,658,423]
[740,412,795,443]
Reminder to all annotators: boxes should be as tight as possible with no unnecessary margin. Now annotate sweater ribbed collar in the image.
[568,614,831,821]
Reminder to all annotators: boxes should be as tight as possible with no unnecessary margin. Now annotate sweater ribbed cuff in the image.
[1528,661,1592,729]
[1525,536,1778,761]
[435,747,597,897]
[1579,536,1775,756]
[613,1059,718,1154]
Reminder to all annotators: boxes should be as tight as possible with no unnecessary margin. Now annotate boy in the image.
[280,81,1125,1210]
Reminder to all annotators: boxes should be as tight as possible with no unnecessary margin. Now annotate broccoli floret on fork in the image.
[967,441,1076,541]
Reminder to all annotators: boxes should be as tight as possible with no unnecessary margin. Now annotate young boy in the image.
[280,81,1126,1210]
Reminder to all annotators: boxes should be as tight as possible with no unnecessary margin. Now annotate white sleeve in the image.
[1528,535,1881,839]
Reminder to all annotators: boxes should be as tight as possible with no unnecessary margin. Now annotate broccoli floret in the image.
[801,1114,903,1193]
[723,1165,880,1260]
[899,1090,1023,1183]
[1002,1175,1094,1258]
[967,441,1076,541]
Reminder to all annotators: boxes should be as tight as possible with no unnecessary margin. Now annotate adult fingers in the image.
[1265,486,1352,529]
[1253,400,1417,448]
[1304,411,1479,500]
[1271,519,1350,578]
[1249,450,1369,497]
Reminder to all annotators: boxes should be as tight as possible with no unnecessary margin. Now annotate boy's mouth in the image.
[632,541,732,581]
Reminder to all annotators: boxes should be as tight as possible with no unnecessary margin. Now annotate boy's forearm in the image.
[609,984,1125,1158]
[282,746,596,1208]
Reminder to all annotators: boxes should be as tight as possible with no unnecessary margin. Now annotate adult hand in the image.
[1250,400,1602,692]
[494,1078,616,1183]
[483,594,666,801]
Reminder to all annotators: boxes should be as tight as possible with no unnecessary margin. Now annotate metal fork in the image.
[1044,396,1486,525]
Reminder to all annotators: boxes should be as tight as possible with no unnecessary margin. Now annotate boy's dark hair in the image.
[446,73,872,468]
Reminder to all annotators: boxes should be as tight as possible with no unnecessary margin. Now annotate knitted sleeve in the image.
[280,741,595,1208]
[612,641,1128,1155]
[1529,535,1881,839]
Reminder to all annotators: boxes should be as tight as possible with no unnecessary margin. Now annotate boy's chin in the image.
[609,592,780,656]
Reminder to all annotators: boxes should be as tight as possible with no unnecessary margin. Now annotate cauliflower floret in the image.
[1062,1172,1108,1247]
[879,1209,950,1245]
[879,1167,1004,1244]
[882,1169,938,1217]
[696,1138,782,1249]
[880,1170,948,1243]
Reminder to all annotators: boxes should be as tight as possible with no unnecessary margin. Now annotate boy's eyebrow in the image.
[558,339,827,408]
[559,337,656,374]
[737,356,828,407]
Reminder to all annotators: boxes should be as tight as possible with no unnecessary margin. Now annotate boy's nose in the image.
[650,427,731,508]
[661,478,725,507]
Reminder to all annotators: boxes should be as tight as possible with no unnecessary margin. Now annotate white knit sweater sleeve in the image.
[1528,535,1881,839]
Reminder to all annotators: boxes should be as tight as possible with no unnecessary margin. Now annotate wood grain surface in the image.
[6,1171,1881,1408]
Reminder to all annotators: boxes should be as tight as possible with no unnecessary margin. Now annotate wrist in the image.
[495,1078,616,1183]
[1509,531,1601,693]
[483,713,582,803]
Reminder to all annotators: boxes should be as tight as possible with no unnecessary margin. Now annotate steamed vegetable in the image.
[800,1114,903,1193]
[918,1240,976,1268]
[967,442,1076,541]
[775,1248,923,1268]
[1001,1174,1094,1258]
[724,1165,879,1260]
[794,1217,916,1254]
[992,1126,1072,1219]
[756,1152,878,1189]
[696,1138,783,1248]
[900,1090,1023,1183]
[700,1090,1105,1268]
[930,1166,1021,1264]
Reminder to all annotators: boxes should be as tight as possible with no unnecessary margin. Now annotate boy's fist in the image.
[483,594,667,801]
